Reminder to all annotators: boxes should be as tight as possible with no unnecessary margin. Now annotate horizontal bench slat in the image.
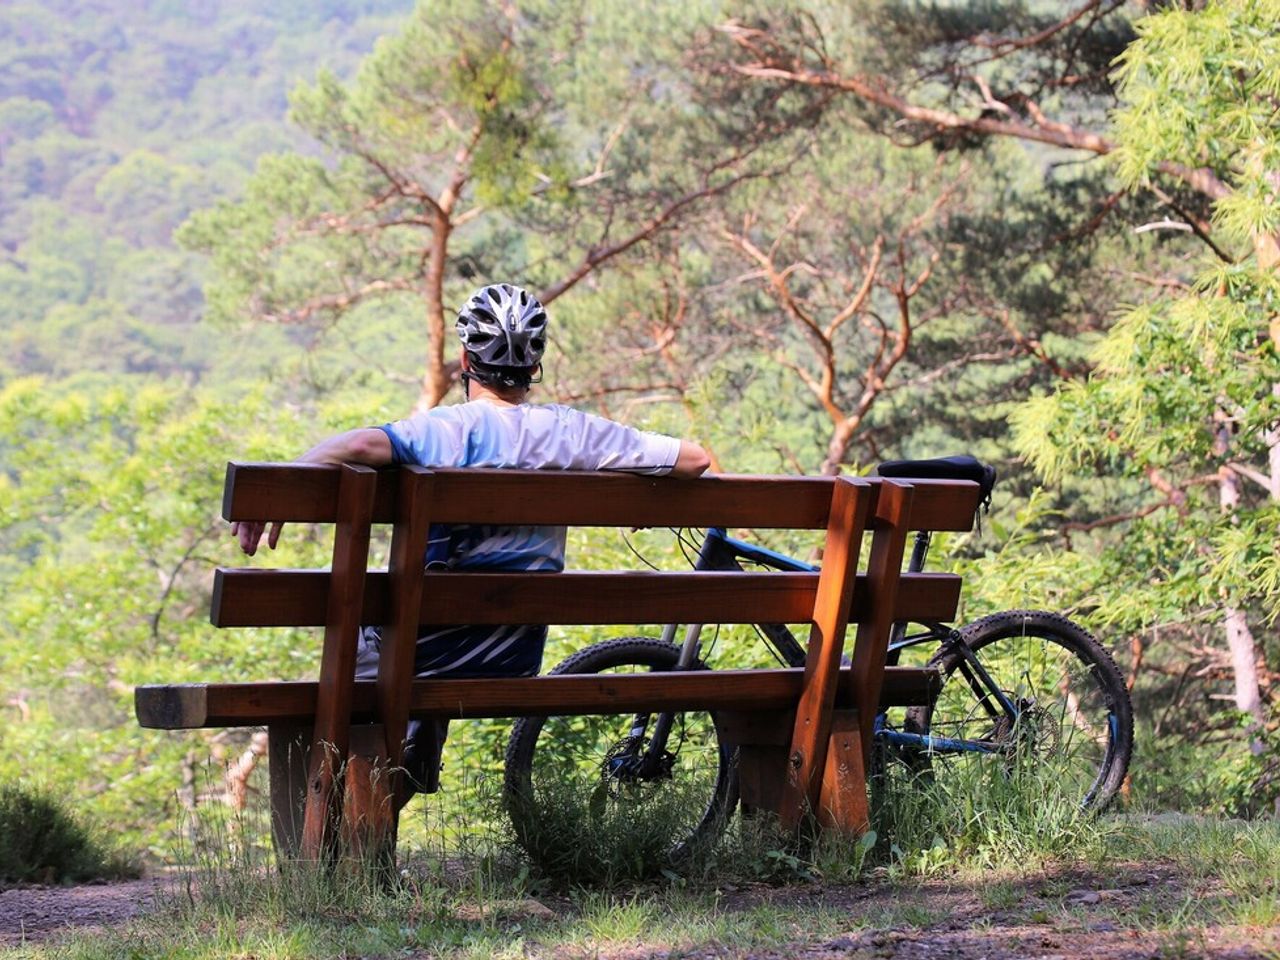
[135,666,940,728]
[210,569,962,628]
[221,464,980,532]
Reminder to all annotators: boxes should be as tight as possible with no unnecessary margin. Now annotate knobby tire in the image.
[904,610,1134,811]
[503,637,739,871]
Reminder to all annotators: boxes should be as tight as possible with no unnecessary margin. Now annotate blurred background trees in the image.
[1,0,1276,849]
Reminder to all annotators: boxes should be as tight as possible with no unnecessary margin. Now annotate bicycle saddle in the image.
[873,455,997,512]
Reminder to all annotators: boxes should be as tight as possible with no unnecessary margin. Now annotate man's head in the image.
[456,283,547,395]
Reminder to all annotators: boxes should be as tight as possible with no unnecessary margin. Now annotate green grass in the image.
[9,763,1280,959]
[1104,815,1280,929]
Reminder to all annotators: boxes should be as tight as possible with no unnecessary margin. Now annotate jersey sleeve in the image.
[379,410,456,466]
[569,409,682,475]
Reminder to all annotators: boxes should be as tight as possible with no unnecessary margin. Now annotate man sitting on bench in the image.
[231,282,711,801]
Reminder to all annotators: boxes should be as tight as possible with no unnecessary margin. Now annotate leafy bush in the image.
[0,783,134,884]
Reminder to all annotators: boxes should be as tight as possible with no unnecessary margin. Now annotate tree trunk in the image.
[417,215,453,412]
[1217,458,1267,751]
[820,421,856,476]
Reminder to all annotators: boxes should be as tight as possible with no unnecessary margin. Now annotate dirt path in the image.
[0,877,174,949]
[1,865,1275,958]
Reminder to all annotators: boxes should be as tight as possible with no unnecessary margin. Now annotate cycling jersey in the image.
[355,399,681,679]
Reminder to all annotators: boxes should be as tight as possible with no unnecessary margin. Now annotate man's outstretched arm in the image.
[232,428,394,555]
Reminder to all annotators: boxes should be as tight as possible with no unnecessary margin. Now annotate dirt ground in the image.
[0,877,173,949]
[1,864,1276,958]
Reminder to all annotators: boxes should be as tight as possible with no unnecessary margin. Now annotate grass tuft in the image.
[0,783,137,885]
[502,768,722,887]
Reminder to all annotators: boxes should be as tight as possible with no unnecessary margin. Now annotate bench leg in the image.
[817,709,871,834]
[342,725,397,873]
[268,723,311,861]
[269,723,399,871]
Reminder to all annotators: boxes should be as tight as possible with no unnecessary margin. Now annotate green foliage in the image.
[0,376,395,854]
[1112,0,1280,241]
[1013,0,1274,611]
[0,0,414,388]
[0,783,134,884]
[1005,0,1280,807]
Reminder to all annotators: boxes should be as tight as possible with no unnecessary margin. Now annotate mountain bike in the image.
[503,456,1134,864]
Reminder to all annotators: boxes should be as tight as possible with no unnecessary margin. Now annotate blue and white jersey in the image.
[356,399,681,680]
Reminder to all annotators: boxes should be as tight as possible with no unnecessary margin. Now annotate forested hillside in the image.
[0,0,414,383]
[1,0,1276,855]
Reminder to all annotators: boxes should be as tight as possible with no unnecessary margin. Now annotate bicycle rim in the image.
[504,637,737,878]
[906,610,1133,811]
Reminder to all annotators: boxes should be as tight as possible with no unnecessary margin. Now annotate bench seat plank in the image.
[222,464,981,532]
[211,569,963,628]
[135,666,941,729]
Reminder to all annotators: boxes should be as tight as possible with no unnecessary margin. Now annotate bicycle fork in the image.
[619,620,704,780]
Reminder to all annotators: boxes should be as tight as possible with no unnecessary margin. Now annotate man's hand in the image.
[229,427,393,556]
[232,520,283,556]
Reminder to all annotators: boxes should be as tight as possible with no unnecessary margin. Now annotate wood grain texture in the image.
[816,710,870,833]
[779,478,870,828]
[134,666,942,728]
[341,725,395,870]
[171,462,987,857]
[267,722,310,861]
[377,467,434,765]
[220,463,982,532]
[844,480,914,768]
[301,464,376,861]
[210,569,963,628]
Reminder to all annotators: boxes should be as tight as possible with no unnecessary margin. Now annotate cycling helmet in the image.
[455,283,548,368]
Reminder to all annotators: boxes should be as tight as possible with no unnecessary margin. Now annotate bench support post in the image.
[268,722,310,861]
[819,479,913,832]
[779,478,869,829]
[842,480,914,774]
[359,467,435,858]
[301,464,377,861]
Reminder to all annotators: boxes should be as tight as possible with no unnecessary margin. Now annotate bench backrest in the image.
[214,464,977,628]
[199,462,979,853]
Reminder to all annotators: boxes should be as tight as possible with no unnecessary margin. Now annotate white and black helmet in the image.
[455,283,548,368]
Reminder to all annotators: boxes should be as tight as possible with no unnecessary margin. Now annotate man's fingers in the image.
[230,519,281,554]
[232,520,262,555]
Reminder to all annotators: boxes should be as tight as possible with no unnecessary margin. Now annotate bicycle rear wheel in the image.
[904,610,1133,811]
[503,637,738,877]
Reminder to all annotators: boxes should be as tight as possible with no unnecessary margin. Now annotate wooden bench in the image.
[136,463,980,864]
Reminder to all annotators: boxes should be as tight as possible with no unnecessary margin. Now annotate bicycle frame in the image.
[643,527,1020,765]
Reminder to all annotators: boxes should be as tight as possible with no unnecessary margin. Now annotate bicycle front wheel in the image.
[904,610,1133,811]
[503,637,738,878]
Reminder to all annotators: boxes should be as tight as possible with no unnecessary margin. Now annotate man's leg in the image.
[355,628,448,808]
[401,717,450,794]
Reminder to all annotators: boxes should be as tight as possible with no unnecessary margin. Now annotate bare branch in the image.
[968,0,1107,55]
[1134,219,1194,235]
[258,277,420,325]
[1060,500,1176,533]
[718,21,1234,203]
[1148,184,1237,263]
[537,168,765,305]
[996,309,1075,381]
[1227,461,1274,493]
[824,236,883,340]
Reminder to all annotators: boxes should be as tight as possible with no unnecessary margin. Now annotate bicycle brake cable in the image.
[672,526,701,567]
[620,529,661,571]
